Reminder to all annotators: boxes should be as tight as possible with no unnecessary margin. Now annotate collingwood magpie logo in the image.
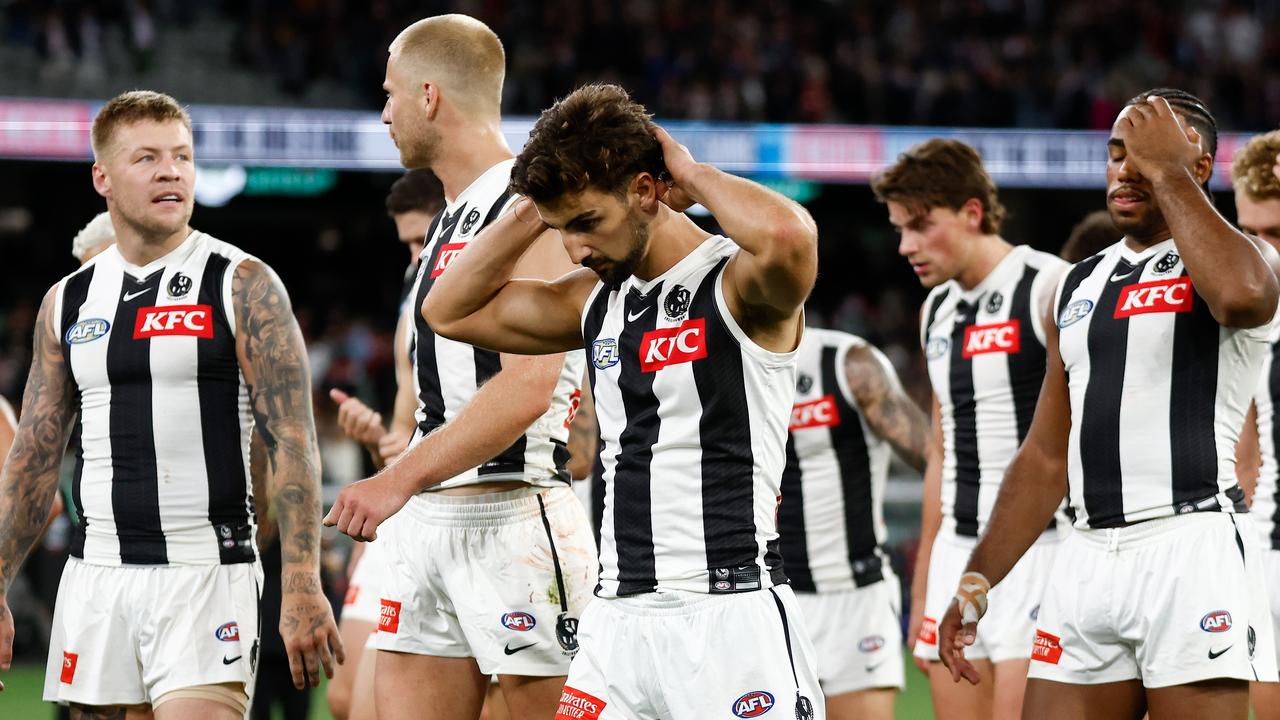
[985,291,1003,314]
[796,373,813,394]
[1153,250,1180,275]
[556,613,579,655]
[167,272,193,299]
[664,285,691,319]
[461,207,481,234]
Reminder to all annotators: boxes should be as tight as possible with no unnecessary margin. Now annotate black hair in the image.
[1126,88,1218,160]
[386,169,444,216]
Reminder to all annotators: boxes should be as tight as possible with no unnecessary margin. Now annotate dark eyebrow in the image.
[564,211,598,229]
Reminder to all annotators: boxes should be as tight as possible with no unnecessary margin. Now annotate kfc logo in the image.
[639,318,708,372]
[431,242,467,278]
[790,396,840,430]
[962,320,1021,358]
[1115,278,1193,319]
[379,599,402,634]
[133,305,213,339]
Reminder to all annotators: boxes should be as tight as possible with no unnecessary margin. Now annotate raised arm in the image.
[0,287,77,686]
[424,201,598,355]
[232,260,343,689]
[843,343,929,472]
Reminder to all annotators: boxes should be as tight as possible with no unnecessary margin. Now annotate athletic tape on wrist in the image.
[955,571,991,625]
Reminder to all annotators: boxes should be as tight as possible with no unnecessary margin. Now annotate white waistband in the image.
[1070,512,1234,550]
[604,585,790,617]
[401,485,575,528]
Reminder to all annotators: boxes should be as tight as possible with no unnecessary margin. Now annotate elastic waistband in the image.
[938,524,1058,548]
[1070,512,1231,550]
[402,485,575,528]
[604,585,786,617]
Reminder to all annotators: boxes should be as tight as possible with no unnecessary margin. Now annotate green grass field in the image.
[1,655,935,718]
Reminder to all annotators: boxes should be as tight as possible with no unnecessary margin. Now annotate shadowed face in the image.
[537,188,651,286]
[888,200,983,288]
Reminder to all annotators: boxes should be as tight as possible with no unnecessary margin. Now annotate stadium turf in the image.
[0,656,937,718]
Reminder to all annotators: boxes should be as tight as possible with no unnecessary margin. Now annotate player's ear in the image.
[91,163,111,199]
[962,198,984,232]
[421,81,440,120]
[632,172,662,211]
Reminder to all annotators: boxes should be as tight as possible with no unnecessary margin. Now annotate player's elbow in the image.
[1210,280,1278,328]
[421,293,460,338]
[767,212,819,266]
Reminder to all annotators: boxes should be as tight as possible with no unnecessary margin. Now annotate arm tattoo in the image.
[566,384,598,480]
[0,289,76,593]
[233,261,323,569]
[845,345,929,473]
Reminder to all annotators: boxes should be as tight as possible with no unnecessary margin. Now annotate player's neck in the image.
[1123,228,1174,252]
[432,123,513,203]
[631,207,713,282]
[954,234,1014,291]
[112,218,193,267]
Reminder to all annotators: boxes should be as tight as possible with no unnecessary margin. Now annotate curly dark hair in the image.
[871,138,1007,235]
[510,83,666,204]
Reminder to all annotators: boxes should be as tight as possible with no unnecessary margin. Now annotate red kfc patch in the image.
[639,318,708,372]
[790,395,840,430]
[60,651,78,684]
[1114,278,1193,319]
[133,305,214,339]
[431,243,467,278]
[962,320,1021,358]
[379,599,402,634]
[555,686,606,720]
[1032,629,1063,664]
[919,617,938,645]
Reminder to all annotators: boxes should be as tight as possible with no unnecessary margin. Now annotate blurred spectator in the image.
[1060,209,1123,263]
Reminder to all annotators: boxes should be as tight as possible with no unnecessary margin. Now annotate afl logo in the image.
[501,612,537,632]
[1153,250,1180,275]
[1201,610,1232,633]
[664,284,691,319]
[592,338,619,369]
[66,318,110,344]
[215,621,240,642]
[167,272,192,298]
[1058,299,1094,328]
[858,635,885,653]
[733,691,775,717]
[925,336,949,360]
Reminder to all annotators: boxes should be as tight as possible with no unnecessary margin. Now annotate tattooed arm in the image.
[843,342,929,472]
[232,260,344,690]
[566,376,597,482]
[0,288,77,687]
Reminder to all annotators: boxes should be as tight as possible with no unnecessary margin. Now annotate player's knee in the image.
[71,704,153,720]
[151,682,248,719]
[327,680,354,720]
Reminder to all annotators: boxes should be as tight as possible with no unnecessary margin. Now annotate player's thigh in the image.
[375,650,488,720]
[152,696,243,720]
[482,682,509,720]
[1252,681,1280,720]
[991,658,1031,720]
[823,687,895,720]
[1145,678,1249,720]
[1022,678,1146,720]
[328,618,376,719]
[497,673,563,720]
[927,658,993,720]
[348,644,380,720]
[70,704,154,720]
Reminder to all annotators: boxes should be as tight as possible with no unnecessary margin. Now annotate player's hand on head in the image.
[322,474,412,542]
[279,570,345,689]
[329,389,387,449]
[1114,96,1205,183]
[653,125,699,212]
[937,599,982,685]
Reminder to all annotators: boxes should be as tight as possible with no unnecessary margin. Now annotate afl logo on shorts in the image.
[1058,299,1094,328]
[66,318,110,344]
[1201,610,1232,633]
[215,621,240,642]
[858,635,885,653]
[732,691,775,718]
[925,336,949,360]
[592,338,619,369]
[502,612,537,632]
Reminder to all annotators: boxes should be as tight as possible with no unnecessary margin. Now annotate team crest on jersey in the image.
[664,284,691,319]
[796,373,813,394]
[925,336,949,360]
[66,318,110,344]
[732,691,775,718]
[461,207,481,235]
[985,291,1003,314]
[167,272,193,298]
[592,338,620,369]
[1058,299,1093,328]
[1153,250,1180,274]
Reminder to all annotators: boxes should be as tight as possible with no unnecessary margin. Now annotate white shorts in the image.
[795,573,904,696]
[557,585,824,720]
[914,528,1057,663]
[1265,549,1280,669]
[376,486,597,677]
[1027,513,1279,688]
[342,537,388,625]
[43,558,262,706]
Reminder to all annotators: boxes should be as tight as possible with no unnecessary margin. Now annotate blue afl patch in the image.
[501,612,537,632]
[1058,299,1094,328]
[925,336,949,360]
[733,691,775,717]
[1201,610,1232,633]
[65,318,110,344]
[592,338,619,369]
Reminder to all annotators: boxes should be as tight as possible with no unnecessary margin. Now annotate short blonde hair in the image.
[1232,130,1280,201]
[389,14,505,117]
[91,90,192,161]
[71,211,116,261]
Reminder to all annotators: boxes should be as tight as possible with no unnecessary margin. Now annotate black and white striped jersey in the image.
[407,159,583,489]
[922,245,1066,537]
[778,328,893,593]
[583,235,796,598]
[1250,324,1280,550]
[1055,239,1262,528]
[55,231,256,566]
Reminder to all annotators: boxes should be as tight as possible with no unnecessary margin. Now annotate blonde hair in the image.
[389,14,505,117]
[71,211,116,261]
[91,90,192,161]
[1232,130,1280,201]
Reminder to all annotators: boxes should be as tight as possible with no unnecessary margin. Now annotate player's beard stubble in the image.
[586,211,650,287]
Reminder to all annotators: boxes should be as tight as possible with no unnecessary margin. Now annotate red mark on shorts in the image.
[1032,629,1063,664]
[60,652,78,684]
[555,686,606,720]
[919,617,938,645]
